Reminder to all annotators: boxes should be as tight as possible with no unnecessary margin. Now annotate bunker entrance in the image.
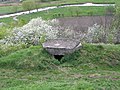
[54,55,64,61]
[43,39,82,61]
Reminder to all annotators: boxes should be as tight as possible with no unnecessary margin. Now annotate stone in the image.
[42,39,82,55]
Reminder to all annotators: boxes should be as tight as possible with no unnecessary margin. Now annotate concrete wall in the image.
[45,43,82,55]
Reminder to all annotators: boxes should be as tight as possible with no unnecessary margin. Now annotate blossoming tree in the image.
[2,17,59,46]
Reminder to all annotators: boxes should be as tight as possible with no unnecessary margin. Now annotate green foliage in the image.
[41,0,59,2]
[0,5,23,15]
[0,1,119,90]
[0,26,8,39]
[71,80,95,90]
[40,34,46,44]
[12,5,19,13]
[22,0,36,12]
[0,0,115,15]
[0,46,60,70]
[105,6,115,15]
[0,44,120,90]
[0,6,114,25]
[17,19,27,26]
[61,44,120,69]
[112,1,120,44]
[0,44,27,58]
[0,44,120,70]
[17,6,107,24]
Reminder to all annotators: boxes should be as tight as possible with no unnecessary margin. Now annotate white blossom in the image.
[86,23,107,43]
[2,17,59,46]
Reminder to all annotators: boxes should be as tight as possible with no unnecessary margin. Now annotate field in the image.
[0,0,116,15]
[0,5,22,15]
[0,0,115,25]
[0,6,113,25]
[0,0,120,90]
[0,44,120,90]
[19,6,108,20]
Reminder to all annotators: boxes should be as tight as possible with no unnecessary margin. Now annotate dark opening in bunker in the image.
[54,55,64,61]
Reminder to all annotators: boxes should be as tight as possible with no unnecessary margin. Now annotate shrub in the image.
[112,1,120,44]
[1,17,59,46]
[0,26,9,40]
[0,43,27,58]
[86,23,115,43]
[86,24,106,43]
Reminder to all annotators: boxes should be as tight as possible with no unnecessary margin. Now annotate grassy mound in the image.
[62,44,120,70]
[0,44,120,90]
[0,44,120,70]
[0,46,60,70]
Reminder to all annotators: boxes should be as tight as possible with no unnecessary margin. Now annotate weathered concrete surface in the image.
[42,39,82,55]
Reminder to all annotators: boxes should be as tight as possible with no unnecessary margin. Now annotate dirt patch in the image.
[0,3,20,7]
[58,16,113,33]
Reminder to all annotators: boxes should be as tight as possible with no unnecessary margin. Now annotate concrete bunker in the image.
[42,39,82,60]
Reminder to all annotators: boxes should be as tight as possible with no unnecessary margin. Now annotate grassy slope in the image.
[0,44,120,90]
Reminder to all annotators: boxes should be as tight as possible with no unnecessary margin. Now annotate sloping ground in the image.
[0,44,120,90]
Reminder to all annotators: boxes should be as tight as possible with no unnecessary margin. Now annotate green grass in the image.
[0,1,119,89]
[0,6,111,24]
[19,6,108,20]
[0,44,120,90]
[0,6,23,15]
[0,17,13,24]
[0,0,116,15]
